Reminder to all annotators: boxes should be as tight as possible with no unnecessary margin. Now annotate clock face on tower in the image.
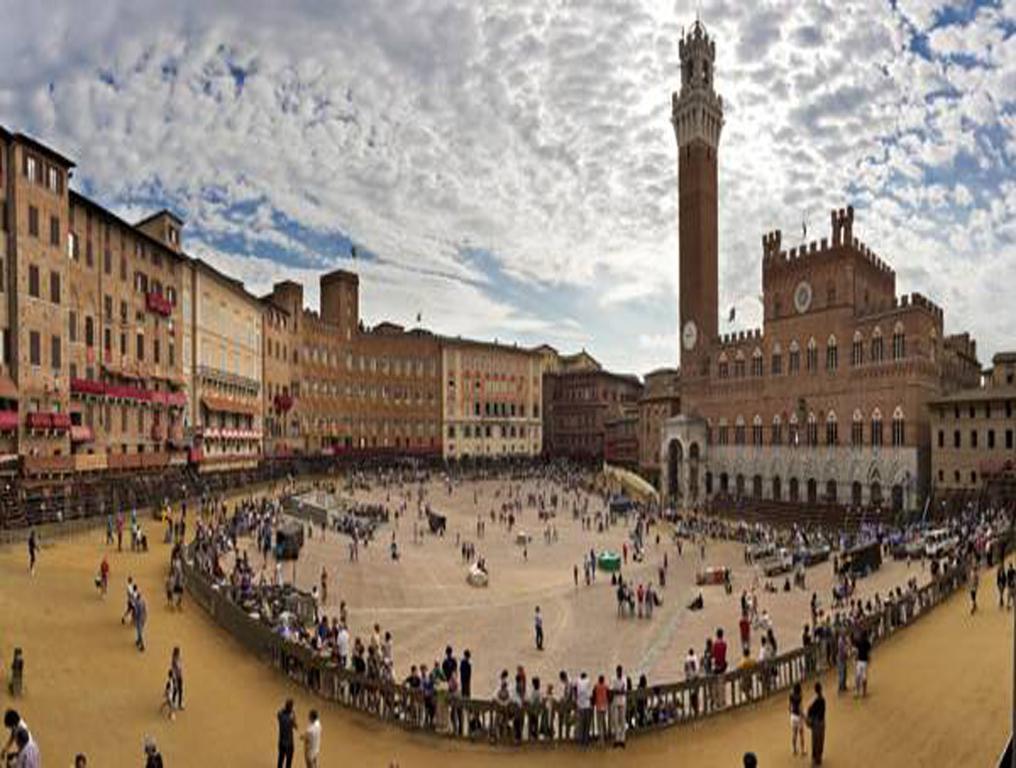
[682,320,698,351]
[793,280,813,314]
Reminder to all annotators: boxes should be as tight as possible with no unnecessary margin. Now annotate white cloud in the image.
[0,0,1011,374]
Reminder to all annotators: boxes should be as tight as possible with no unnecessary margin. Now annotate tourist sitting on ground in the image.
[687,592,704,611]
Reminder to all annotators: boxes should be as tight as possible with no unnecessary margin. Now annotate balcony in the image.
[146,291,173,317]
[51,413,71,431]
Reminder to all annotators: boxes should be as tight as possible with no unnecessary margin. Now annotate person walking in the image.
[836,629,849,693]
[969,561,979,614]
[27,530,37,576]
[806,682,826,765]
[134,589,148,652]
[98,556,110,598]
[789,681,805,756]
[171,647,184,710]
[534,606,544,651]
[853,629,871,698]
[301,709,321,768]
[277,698,296,768]
[143,736,164,768]
[610,665,627,748]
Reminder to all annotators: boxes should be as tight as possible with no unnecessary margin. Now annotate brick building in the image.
[442,338,542,460]
[660,22,980,515]
[544,357,643,462]
[637,367,681,484]
[929,352,1016,500]
[261,271,442,458]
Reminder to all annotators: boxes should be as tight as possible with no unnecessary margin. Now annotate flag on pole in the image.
[351,245,358,259]
[728,306,736,323]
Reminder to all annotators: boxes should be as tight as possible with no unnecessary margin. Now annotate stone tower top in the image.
[672,20,724,149]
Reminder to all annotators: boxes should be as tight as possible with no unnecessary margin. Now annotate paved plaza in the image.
[0,519,1008,766]
[266,476,931,688]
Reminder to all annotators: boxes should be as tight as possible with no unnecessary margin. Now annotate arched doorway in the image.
[720,472,729,494]
[826,480,837,503]
[772,475,782,501]
[688,443,700,502]
[891,484,903,513]
[789,477,800,503]
[870,481,883,508]
[666,440,684,502]
[752,474,763,498]
[705,471,713,495]
[851,481,862,507]
[807,478,818,504]
[736,474,746,497]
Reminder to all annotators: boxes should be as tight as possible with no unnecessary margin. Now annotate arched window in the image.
[852,330,864,366]
[771,342,783,375]
[789,340,801,373]
[718,417,729,445]
[789,411,800,447]
[734,350,746,378]
[892,406,905,446]
[826,334,838,371]
[871,326,884,362]
[752,347,764,377]
[851,408,864,446]
[771,413,783,445]
[752,414,763,445]
[826,410,839,445]
[734,415,746,445]
[929,329,938,363]
[718,352,729,379]
[871,408,884,447]
[806,337,818,372]
[807,411,819,446]
[892,321,906,360]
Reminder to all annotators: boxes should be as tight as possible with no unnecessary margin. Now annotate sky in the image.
[1,0,1013,376]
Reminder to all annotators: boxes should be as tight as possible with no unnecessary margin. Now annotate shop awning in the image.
[201,395,258,416]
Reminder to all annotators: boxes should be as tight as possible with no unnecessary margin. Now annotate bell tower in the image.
[672,20,723,376]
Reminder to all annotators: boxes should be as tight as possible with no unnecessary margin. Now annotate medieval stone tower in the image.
[672,20,723,378]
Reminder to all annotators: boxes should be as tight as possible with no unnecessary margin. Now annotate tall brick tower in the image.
[672,20,723,377]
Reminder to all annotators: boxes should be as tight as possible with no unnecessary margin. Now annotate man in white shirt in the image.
[610,665,628,747]
[301,709,321,768]
[336,625,350,669]
[575,672,593,745]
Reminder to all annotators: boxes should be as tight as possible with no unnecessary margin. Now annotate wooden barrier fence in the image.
[182,548,969,747]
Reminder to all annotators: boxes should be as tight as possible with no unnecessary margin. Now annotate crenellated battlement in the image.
[762,206,894,280]
[855,291,944,323]
[716,326,764,349]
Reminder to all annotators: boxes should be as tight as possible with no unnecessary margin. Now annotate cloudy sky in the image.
[2,0,1012,375]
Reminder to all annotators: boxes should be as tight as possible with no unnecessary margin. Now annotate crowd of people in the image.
[4,456,1006,766]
